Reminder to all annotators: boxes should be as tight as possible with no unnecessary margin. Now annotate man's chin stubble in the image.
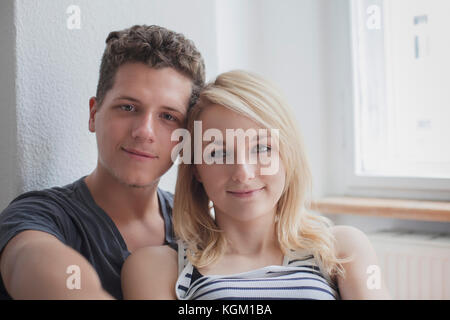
[107,166,160,189]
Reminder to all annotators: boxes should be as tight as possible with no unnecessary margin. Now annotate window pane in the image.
[352,0,450,179]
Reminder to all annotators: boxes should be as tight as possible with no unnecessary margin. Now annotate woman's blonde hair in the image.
[173,70,347,280]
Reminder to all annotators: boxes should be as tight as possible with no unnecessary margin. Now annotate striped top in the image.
[175,241,340,300]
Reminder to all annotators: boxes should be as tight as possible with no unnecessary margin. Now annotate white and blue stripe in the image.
[175,241,340,300]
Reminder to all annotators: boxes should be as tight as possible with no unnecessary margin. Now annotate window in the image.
[347,0,450,198]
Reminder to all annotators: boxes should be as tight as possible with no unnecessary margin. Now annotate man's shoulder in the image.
[0,179,88,265]
[8,178,83,205]
[0,177,87,223]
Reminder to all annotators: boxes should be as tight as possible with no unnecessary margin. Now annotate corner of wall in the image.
[0,0,20,211]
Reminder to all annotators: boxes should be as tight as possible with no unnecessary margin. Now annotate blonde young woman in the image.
[121,70,390,300]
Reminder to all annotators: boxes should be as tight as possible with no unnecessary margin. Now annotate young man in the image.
[0,25,205,299]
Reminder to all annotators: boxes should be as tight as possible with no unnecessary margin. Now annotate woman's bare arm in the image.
[333,225,391,300]
[121,245,178,300]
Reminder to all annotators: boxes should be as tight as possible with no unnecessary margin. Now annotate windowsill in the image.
[310,197,450,222]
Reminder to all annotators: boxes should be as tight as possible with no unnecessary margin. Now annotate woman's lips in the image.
[227,187,265,198]
[122,147,158,160]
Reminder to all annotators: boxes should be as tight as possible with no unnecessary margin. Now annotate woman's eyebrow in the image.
[200,133,271,146]
[257,134,270,141]
[202,139,224,146]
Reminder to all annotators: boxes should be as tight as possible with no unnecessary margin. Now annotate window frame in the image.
[343,0,450,201]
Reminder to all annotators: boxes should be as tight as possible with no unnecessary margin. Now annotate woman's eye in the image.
[254,145,271,153]
[211,149,226,158]
[120,104,135,112]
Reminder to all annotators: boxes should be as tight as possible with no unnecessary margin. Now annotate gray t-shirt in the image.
[0,177,175,300]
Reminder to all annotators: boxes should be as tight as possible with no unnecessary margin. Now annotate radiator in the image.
[368,229,450,300]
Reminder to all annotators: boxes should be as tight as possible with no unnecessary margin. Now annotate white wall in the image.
[215,0,262,73]
[0,0,218,210]
[0,0,19,211]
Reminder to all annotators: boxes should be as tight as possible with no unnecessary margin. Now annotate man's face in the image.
[89,63,192,188]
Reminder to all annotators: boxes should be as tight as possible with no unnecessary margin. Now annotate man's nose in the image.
[131,112,156,142]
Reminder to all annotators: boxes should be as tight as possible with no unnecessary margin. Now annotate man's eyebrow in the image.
[113,96,185,114]
[114,95,141,103]
[161,105,185,115]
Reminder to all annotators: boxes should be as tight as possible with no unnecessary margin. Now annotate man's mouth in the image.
[121,147,158,159]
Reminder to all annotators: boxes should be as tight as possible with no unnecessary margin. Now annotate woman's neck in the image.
[215,209,280,256]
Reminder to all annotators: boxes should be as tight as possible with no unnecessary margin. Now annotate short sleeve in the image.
[160,188,174,208]
[157,188,176,249]
[0,194,70,255]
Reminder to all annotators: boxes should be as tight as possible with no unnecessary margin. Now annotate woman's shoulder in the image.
[329,226,391,299]
[330,225,367,239]
[122,245,177,274]
[121,245,178,299]
[330,225,372,258]
[130,244,176,260]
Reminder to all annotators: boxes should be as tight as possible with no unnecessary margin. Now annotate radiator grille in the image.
[368,229,450,300]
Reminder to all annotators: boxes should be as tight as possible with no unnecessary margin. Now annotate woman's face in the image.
[194,104,286,224]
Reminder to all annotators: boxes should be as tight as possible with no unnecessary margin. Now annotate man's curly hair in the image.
[96,25,205,108]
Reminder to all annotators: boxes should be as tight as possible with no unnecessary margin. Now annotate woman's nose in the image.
[231,161,257,183]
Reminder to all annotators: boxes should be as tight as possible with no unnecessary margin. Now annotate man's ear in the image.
[89,97,98,133]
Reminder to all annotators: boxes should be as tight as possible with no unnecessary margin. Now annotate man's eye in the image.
[161,113,177,121]
[120,104,135,112]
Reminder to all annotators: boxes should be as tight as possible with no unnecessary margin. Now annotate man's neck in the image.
[84,166,160,224]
